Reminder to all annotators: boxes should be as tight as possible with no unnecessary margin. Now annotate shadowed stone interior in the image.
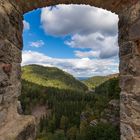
[0,0,140,140]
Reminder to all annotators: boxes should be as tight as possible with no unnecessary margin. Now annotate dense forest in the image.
[19,65,120,140]
[83,74,118,89]
[22,65,87,91]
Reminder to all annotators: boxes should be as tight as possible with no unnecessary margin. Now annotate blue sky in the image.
[23,9,75,58]
[22,5,119,77]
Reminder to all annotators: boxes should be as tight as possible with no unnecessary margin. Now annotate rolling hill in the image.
[20,65,120,140]
[83,74,118,89]
[22,64,88,91]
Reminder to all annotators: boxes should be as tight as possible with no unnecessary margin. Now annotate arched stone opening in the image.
[0,0,140,140]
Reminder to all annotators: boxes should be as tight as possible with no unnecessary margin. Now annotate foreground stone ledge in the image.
[0,115,36,140]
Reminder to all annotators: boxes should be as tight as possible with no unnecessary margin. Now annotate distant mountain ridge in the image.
[76,77,89,81]
[83,73,119,89]
[22,64,88,91]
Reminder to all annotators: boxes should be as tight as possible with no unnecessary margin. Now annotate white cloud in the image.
[22,5,119,77]
[40,4,119,59]
[29,40,45,48]
[22,50,119,77]
[23,20,30,30]
[41,5,118,36]
[66,33,119,58]
[74,50,100,58]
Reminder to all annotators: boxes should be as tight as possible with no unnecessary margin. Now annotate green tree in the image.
[79,121,88,137]
[85,123,120,140]
[48,115,56,133]
[54,130,67,140]
[67,126,78,140]
[60,116,69,134]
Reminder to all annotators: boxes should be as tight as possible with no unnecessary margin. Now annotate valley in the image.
[19,65,120,140]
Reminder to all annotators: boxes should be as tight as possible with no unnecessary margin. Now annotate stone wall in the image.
[0,0,36,139]
[0,0,140,140]
[119,2,140,139]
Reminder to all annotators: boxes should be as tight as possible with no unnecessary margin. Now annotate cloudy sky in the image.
[22,4,119,77]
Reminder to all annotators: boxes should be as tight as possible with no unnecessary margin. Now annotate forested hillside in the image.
[22,65,88,91]
[19,65,120,140]
[83,74,118,89]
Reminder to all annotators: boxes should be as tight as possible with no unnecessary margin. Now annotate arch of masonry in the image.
[0,0,140,139]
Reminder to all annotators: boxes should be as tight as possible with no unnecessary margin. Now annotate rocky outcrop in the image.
[0,0,140,140]
[81,99,120,127]
[101,99,120,126]
[0,115,36,140]
[31,105,51,124]
[90,120,98,126]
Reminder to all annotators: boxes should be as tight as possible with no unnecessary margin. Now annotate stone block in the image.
[119,56,132,75]
[128,56,140,76]
[120,75,134,92]
[0,95,3,104]
[121,123,134,140]
[0,108,7,126]
[0,39,21,63]
[9,63,21,83]
[129,19,140,40]
[0,67,10,89]
[120,41,135,57]
[0,115,36,140]
[0,4,23,49]
[3,83,21,103]
[120,55,140,76]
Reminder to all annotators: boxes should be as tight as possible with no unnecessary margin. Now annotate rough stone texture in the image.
[100,99,120,126]
[0,0,140,140]
[119,1,140,139]
[0,115,36,140]
[0,0,36,139]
